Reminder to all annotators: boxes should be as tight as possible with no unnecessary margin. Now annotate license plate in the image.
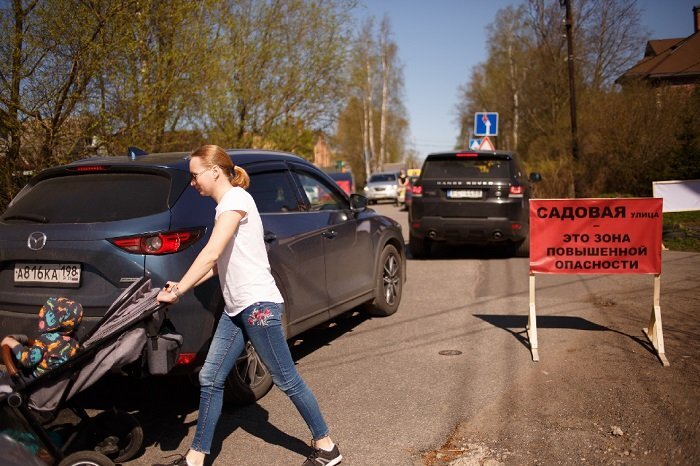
[14,263,81,287]
[447,189,482,199]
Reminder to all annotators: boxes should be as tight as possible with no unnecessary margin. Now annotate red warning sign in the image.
[529,198,662,274]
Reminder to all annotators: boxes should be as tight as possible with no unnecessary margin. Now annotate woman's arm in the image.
[157,210,243,303]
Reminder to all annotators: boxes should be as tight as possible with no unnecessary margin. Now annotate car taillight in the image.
[509,185,523,195]
[176,353,197,366]
[411,185,423,197]
[456,152,478,157]
[109,229,204,255]
[71,165,108,172]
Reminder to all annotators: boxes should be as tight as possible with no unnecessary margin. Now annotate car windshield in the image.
[422,158,511,179]
[369,173,396,182]
[2,173,171,223]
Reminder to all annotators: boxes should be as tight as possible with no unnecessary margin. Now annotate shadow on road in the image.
[289,310,370,361]
[213,403,311,460]
[73,374,200,454]
[70,310,369,462]
[473,314,657,357]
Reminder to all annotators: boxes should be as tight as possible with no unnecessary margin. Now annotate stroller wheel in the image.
[83,410,143,463]
[58,450,114,466]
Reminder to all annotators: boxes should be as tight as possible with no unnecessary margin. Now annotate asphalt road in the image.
[77,202,699,465]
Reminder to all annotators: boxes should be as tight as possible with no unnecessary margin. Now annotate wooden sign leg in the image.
[642,274,669,367]
[528,273,539,361]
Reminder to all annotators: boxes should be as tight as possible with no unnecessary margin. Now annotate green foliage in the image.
[663,211,700,252]
[204,0,353,153]
[0,0,358,211]
[580,84,700,197]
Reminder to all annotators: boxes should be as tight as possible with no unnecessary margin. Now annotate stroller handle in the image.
[1,338,35,378]
[2,343,18,377]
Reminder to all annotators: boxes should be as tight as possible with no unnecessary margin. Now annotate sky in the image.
[354,0,699,158]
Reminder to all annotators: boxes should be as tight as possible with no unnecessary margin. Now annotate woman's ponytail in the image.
[231,165,250,190]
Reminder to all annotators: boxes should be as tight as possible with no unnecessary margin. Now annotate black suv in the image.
[0,149,405,403]
[408,150,540,258]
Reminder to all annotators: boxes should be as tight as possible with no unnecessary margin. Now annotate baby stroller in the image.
[1,277,178,466]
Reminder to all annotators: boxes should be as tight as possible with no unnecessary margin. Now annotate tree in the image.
[577,0,647,91]
[580,83,699,196]
[203,0,353,156]
[90,0,219,154]
[334,13,407,184]
[0,0,368,210]
[456,5,529,152]
[0,0,133,205]
[455,0,656,198]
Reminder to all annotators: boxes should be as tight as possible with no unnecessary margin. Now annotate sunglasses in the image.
[190,166,215,182]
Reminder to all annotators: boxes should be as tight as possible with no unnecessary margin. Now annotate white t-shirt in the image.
[214,186,283,316]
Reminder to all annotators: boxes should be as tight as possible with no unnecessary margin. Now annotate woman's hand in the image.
[157,281,181,304]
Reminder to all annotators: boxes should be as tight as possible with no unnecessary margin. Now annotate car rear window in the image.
[369,173,396,182]
[3,173,171,223]
[422,158,511,180]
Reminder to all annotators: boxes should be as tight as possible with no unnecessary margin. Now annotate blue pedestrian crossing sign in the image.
[474,112,498,137]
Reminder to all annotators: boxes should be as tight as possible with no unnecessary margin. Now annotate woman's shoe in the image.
[302,444,342,466]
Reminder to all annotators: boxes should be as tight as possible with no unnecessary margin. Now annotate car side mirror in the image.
[529,172,542,182]
[349,193,368,213]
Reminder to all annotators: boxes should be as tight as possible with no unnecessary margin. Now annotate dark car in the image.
[0,149,405,403]
[326,171,355,195]
[409,150,540,258]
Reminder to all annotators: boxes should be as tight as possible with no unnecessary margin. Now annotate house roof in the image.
[617,31,700,85]
[645,38,684,56]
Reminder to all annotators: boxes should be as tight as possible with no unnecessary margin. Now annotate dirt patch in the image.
[421,425,510,465]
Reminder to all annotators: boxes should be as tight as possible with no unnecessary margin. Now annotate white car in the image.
[363,172,399,205]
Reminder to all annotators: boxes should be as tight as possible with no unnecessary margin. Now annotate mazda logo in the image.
[27,232,47,250]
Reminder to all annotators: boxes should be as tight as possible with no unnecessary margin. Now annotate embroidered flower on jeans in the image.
[248,308,272,326]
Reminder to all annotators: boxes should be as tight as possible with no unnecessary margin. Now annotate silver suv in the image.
[363,172,399,205]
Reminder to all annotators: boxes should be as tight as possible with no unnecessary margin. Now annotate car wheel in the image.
[362,244,402,317]
[409,233,429,259]
[58,450,114,466]
[224,341,274,405]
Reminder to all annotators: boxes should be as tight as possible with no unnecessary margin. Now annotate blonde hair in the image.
[190,144,250,189]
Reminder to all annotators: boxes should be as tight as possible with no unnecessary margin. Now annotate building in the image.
[313,134,332,168]
[616,5,700,88]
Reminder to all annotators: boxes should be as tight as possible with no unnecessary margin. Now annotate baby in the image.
[1,297,83,378]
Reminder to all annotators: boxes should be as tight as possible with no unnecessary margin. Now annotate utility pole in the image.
[560,0,579,195]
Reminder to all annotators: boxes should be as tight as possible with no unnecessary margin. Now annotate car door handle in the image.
[322,229,338,240]
[264,232,277,243]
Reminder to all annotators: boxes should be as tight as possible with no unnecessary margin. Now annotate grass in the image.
[663,211,700,252]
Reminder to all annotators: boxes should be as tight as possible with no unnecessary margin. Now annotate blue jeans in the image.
[191,302,329,454]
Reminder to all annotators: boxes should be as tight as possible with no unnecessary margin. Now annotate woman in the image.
[155,145,341,466]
